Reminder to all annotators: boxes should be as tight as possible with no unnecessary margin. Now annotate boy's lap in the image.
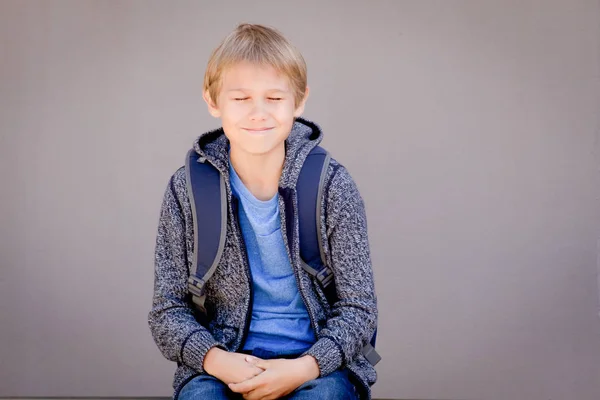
[177,369,358,400]
[287,369,358,399]
[177,374,240,400]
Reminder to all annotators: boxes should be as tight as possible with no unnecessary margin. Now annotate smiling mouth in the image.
[243,127,274,133]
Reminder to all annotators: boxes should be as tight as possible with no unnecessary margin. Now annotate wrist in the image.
[297,355,320,381]
[203,346,225,375]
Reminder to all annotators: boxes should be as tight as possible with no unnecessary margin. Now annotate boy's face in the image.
[203,61,309,158]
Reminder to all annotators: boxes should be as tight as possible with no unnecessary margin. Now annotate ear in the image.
[203,90,221,118]
[293,86,310,118]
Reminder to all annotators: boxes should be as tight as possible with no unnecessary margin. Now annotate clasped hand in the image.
[204,348,320,400]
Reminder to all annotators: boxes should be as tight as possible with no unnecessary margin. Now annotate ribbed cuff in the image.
[303,337,344,377]
[181,330,225,373]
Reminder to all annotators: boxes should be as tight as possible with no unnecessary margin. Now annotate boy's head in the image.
[202,23,309,157]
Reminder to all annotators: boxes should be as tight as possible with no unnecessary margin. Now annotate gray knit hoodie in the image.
[148,117,378,399]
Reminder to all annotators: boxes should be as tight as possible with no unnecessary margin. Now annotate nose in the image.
[248,99,268,120]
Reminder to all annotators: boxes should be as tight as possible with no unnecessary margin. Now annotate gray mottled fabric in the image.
[148,117,378,399]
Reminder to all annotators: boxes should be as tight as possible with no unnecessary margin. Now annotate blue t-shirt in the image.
[229,159,315,353]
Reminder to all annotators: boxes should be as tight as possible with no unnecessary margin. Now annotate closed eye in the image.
[233,97,283,101]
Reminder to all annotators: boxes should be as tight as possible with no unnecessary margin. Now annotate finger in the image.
[251,359,270,370]
[231,369,269,394]
[242,367,263,381]
[229,376,258,394]
[242,388,264,400]
[244,355,261,365]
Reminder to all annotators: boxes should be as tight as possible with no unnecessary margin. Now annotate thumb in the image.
[244,355,261,365]
[246,356,269,369]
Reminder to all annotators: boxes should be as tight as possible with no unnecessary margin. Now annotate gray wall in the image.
[1,1,599,399]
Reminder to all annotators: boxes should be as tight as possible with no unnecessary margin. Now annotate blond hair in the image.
[203,23,307,108]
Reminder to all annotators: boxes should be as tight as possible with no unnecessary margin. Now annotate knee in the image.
[297,370,358,399]
[177,374,229,400]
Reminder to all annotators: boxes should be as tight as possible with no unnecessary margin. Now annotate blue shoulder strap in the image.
[297,146,381,366]
[184,149,227,314]
[297,146,334,291]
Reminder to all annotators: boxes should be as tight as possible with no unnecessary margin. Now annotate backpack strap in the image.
[184,149,227,314]
[297,146,381,366]
[297,146,335,297]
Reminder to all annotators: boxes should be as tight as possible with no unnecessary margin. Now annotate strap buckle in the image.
[362,343,382,366]
[316,267,334,288]
[188,275,206,298]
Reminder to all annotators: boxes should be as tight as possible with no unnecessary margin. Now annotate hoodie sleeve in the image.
[304,164,378,376]
[148,169,225,373]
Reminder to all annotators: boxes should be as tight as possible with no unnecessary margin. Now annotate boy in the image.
[148,23,378,399]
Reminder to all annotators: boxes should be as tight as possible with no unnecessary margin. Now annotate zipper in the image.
[231,196,254,351]
[280,188,318,339]
[203,157,254,349]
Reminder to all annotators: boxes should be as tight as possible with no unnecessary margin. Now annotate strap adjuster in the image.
[188,275,206,297]
[362,343,382,366]
[316,267,334,288]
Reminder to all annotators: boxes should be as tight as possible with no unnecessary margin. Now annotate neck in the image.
[229,143,285,201]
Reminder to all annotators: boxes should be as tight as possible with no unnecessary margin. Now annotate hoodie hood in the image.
[192,117,324,189]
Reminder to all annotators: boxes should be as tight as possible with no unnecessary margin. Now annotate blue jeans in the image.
[177,348,359,400]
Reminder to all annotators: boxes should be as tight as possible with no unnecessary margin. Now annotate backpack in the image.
[184,145,381,366]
